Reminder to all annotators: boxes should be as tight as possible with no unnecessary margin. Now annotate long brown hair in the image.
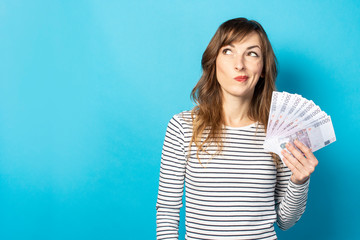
[189,17,280,166]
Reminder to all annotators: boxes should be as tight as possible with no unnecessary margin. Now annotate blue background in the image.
[0,0,359,239]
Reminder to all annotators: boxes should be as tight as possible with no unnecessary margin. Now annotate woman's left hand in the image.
[281,139,319,185]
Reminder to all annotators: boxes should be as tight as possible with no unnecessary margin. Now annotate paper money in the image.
[263,91,336,165]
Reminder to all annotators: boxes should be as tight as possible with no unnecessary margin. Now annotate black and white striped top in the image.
[156,111,310,240]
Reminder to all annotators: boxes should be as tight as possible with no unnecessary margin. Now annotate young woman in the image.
[156,18,318,240]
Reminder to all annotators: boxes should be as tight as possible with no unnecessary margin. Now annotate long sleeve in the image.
[156,116,186,240]
[274,162,310,230]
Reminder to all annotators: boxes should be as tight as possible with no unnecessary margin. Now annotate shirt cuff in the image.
[289,176,310,191]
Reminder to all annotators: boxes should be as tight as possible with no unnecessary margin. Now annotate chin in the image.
[228,88,254,98]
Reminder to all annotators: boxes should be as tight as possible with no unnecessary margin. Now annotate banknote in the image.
[264,116,336,158]
[267,91,281,137]
[264,91,336,165]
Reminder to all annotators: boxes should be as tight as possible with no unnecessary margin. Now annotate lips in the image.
[234,76,248,82]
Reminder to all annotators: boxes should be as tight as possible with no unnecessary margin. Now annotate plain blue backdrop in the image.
[0,0,359,239]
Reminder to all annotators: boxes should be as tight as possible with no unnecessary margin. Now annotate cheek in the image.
[255,61,263,74]
[216,59,227,80]
[249,61,263,86]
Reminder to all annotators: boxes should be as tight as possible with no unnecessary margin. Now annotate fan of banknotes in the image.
[263,91,336,162]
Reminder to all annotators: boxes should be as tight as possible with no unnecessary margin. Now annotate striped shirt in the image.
[156,111,309,240]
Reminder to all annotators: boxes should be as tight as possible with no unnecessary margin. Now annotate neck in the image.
[222,93,254,127]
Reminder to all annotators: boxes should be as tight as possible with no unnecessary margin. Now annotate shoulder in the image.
[170,110,194,127]
[165,110,194,138]
[173,110,193,121]
[163,111,193,144]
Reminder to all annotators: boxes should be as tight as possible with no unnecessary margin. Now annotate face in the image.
[216,31,264,101]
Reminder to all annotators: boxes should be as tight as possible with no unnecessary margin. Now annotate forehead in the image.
[225,32,262,49]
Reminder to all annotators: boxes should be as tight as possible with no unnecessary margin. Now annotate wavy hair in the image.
[189,17,280,167]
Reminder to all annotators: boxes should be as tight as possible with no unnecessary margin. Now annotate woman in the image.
[156,18,318,240]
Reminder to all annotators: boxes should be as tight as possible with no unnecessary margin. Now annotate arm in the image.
[156,116,186,240]
[275,163,310,230]
[275,139,318,230]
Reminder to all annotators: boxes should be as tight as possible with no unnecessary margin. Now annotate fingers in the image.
[281,140,319,184]
[293,140,319,167]
[281,149,311,184]
[281,148,308,176]
[286,142,306,164]
[286,141,317,173]
[281,152,303,176]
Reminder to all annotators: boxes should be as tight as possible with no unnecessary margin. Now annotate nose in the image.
[234,55,245,71]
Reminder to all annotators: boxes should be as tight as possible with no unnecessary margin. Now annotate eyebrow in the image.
[228,44,261,50]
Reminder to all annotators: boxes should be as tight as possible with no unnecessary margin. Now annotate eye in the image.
[222,48,232,55]
[248,51,259,57]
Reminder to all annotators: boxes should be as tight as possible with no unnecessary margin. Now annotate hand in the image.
[281,139,318,185]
